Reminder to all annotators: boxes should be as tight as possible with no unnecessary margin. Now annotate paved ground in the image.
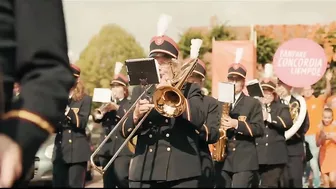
[85,170,103,188]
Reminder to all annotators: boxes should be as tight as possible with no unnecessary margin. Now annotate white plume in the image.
[234,48,244,64]
[190,38,203,59]
[263,63,273,78]
[114,62,123,76]
[157,14,172,36]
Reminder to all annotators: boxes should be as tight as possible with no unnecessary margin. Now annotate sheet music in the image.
[218,82,235,103]
[154,59,161,83]
[92,88,112,103]
[246,79,259,85]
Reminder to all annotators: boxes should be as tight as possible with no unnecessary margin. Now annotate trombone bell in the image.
[153,86,186,118]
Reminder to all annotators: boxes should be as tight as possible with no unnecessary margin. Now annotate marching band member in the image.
[0,1,75,187]
[253,64,293,187]
[52,64,92,188]
[186,59,220,187]
[215,49,264,188]
[121,14,208,188]
[92,72,132,188]
[276,79,310,188]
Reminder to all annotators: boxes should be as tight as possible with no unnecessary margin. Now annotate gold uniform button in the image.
[256,143,258,145]
[149,121,152,124]
[115,119,118,122]
[68,130,71,133]
[233,138,236,141]
[149,134,153,138]
[166,133,170,137]
[266,126,268,128]
[59,141,62,144]
[115,136,118,139]
[69,139,72,143]
[266,134,269,137]
[265,143,268,146]
[165,119,169,123]
[106,118,110,121]
[58,132,61,134]
[233,148,236,151]
[167,147,171,152]
[149,149,153,152]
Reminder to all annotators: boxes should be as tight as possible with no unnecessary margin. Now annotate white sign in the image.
[92,88,112,103]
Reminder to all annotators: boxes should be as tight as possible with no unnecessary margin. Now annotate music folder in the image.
[246,79,264,98]
[92,88,112,103]
[125,58,161,86]
[218,82,235,103]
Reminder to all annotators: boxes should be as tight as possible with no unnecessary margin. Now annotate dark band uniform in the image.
[123,35,212,188]
[215,63,264,188]
[52,65,92,188]
[0,0,75,185]
[278,81,310,188]
[254,79,293,188]
[192,59,220,188]
[93,74,133,188]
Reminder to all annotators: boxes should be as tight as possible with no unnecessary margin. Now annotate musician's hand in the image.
[133,99,154,123]
[0,134,22,188]
[326,70,333,82]
[222,117,238,130]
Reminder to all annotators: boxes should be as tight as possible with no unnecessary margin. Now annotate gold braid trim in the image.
[2,110,54,134]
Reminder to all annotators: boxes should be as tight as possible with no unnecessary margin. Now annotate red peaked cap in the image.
[149,35,179,59]
[227,63,247,79]
[111,74,129,86]
[193,59,206,78]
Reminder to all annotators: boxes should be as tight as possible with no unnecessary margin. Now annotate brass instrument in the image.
[211,102,230,162]
[289,101,299,122]
[90,58,199,175]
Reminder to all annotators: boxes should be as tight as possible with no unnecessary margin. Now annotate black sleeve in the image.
[199,97,220,144]
[0,0,74,182]
[268,104,293,131]
[67,96,92,129]
[235,99,264,137]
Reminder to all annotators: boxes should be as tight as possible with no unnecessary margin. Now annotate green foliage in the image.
[257,35,279,66]
[205,24,236,53]
[177,30,207,59]
[76,24,145,110]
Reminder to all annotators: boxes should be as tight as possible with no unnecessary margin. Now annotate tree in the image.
[205,24,236,53]
[256,35,279,66]
[177,29,207,59]
[76,24,145,110]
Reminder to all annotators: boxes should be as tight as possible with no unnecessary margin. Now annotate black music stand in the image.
[125,58,160,86]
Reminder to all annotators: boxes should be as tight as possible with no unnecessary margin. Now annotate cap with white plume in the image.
[227,47,247,78]
[149,14,179,59]
[190,39,206,78]
[260,63,276,90]
[111,62,128,86]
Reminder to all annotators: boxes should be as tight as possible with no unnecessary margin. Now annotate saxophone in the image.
[210,102,230,162]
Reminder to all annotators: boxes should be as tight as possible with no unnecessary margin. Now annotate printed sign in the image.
[273,38,328,88]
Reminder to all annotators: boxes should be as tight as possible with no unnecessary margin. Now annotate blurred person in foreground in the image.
[0,0,74,187]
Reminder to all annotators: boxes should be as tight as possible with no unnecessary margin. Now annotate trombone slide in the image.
[90,84,153,175]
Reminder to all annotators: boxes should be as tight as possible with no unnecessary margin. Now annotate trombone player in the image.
[92,74,132,188]
[121,14,207,188]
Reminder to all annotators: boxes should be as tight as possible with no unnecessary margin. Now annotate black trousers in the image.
[252,164,285,188]
[215,169,255,188]
[280,156,304,188]
[52,161,87,188]
[129,176,200,188]
[99,156,131,188]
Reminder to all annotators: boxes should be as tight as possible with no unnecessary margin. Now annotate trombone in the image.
[90,58,199,175]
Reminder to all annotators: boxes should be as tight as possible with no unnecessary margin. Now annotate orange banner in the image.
[211,40,257,99]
